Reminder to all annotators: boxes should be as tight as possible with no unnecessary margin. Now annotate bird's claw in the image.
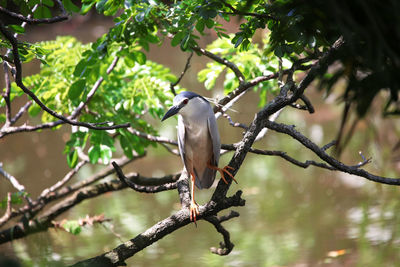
[219,165,238,184]
[189,201,199,223]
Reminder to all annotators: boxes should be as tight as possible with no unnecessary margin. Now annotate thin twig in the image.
[220,0,276,20]
[170,52,193,96]
[265,120,400,185]
[39,160,87,199]
[0,162,26,192]
[0,3,67,24]
[0,193,12,227]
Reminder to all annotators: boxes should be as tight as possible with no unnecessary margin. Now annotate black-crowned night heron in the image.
[162,91,236,222]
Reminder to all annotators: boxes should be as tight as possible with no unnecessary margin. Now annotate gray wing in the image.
[196,109,220,189]
[207,109,221,166]
[177,116,188,172]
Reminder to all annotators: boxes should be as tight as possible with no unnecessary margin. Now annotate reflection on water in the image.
[1,15,400,267]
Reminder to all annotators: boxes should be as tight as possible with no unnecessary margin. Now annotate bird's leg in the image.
[189,171,199,223]
[207,161,238,184]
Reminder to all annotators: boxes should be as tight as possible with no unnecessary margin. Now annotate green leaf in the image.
[63,0,80,13]
[74,60,88,77]
[119,134,133,158]
[42,0,54,7]
[234,36,244,48]
[171,31,186,47]
[88,145,100,164]
[0,192,28,208]
[100,145,112,164]
[81,2,95,15]
[195,19,205,33]
[133,51,146,65]
[8,24,25,34]
[62,220,82,235]
[0,114,5,123]
[68,79,86,100]
[67,150,78,168]
[181,34,190,50]
[28,103,41,117]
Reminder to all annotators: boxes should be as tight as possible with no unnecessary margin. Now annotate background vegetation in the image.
[0,0,399,266]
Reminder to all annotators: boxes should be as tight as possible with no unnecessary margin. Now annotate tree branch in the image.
[112,161,179,193]
[0,162,26,192]
[205,210,239,255]
[170,52,193,96]
[265,120,400,185]
[0,5,68,24]
[71,190,245,266]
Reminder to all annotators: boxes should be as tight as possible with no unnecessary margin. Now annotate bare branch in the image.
[0,162,26,191]
[71,190,245,266]
[0,178,130,244]
[170,52,193,96]
[222,113,248,130]
[39,160,87,199]
[205,210,239,255]
[2,63,12,126]
[265,120,400,185]
[10,101,32,125]
[322,140,337,151]
[112,161,179,193]
[0,3,68,24]
[0,193,12,227]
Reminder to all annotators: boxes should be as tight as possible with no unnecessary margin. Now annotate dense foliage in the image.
[1,1,399,168]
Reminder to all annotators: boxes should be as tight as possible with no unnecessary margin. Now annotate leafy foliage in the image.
[2,0,399,168]
[197,36,291,106]
[3,36,176,166]
[0,192,28,208]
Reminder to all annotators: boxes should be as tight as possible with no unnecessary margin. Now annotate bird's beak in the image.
[161,105,180,121]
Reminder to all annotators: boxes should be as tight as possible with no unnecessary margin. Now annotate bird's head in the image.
[161,91,206,121]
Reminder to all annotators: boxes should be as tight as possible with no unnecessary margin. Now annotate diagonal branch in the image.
[170,52,193,96]
[71,190,245,266]
[0,162,26,192]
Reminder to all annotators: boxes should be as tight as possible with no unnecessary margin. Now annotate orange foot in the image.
[189,200,199,223]
[208,164,238,185]
[219,165,237,184]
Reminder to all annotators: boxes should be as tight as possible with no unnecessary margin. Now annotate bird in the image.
[162,91,236,222]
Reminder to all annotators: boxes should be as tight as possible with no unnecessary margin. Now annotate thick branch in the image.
[0,179,128,244]
[71,191,245,266]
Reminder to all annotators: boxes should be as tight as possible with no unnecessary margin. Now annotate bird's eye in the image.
[183,99,189,105]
